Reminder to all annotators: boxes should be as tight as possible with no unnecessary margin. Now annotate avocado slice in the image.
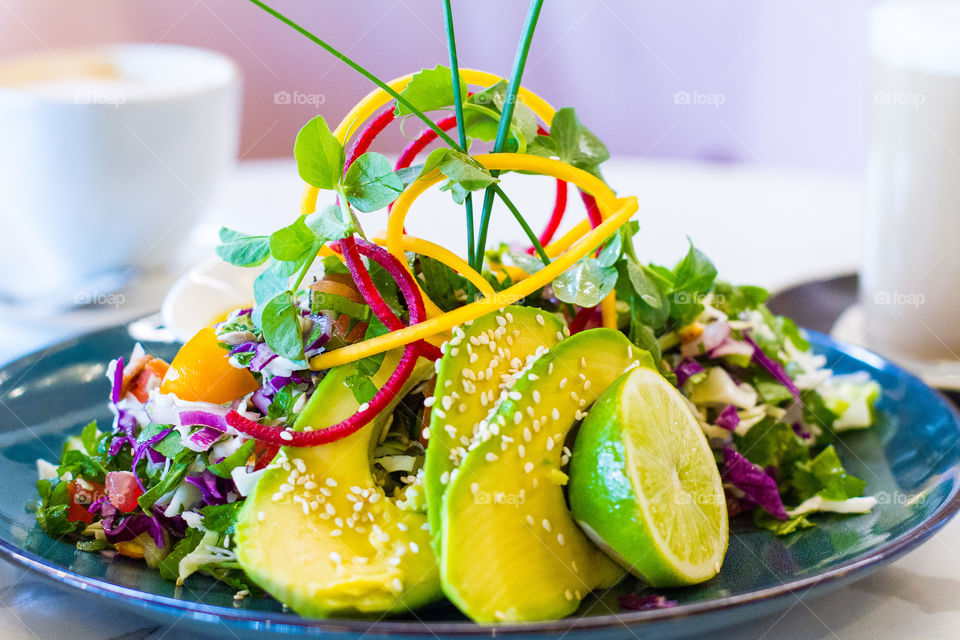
[424,306,566,549]
[440,329,656,622]
[235,350,440,618]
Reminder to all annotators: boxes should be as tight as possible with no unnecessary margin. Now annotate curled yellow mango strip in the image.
[301,69,557,216]
[308,153,637,370]
[372,233,496,300]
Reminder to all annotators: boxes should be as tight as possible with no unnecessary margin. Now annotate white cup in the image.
[0,43,241,302]
[863,1,960,361]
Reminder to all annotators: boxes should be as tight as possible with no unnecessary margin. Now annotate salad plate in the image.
[1,317,958,639]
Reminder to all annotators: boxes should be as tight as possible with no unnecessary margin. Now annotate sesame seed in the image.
[257,510,266,522]
[392,578,403,592]
[326,478,337,487]
[441,396,454,411]
[526,515,535,526]
[548,362,554,374]
[559,378,567,389]
[542,519,552,532]
[580,357,587,368]
[329,552,342,563]
[353,502,363,512]
[357,402,370,413]
[469,352,479,363]
[440,471,450,485]
[557,331,564,341]
[424,396,436,407]
[546,437,555,451]
[528,373,539,381]
[280,430,293,441]
[485,452,498,462]
[536,315,546,326]
[584,380,592,390]
[514,412,523,425]
[509,391,523,401]
[325,503,336,516]
[518,444,526,458]
[524,462,534,473]
[526,406,535,418]
[389,557,401,566]
[409,541,419,553]
[523,427,532,442]
[571,391,579,403]
[565,589,573,600]
[458,403,467,413]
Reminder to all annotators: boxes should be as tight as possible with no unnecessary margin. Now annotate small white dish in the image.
[161,255,257,343]
[833,304,960,390]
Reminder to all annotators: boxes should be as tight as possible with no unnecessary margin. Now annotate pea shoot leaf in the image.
[294,115,344,190]
[260,291,304,361]
[341,152,404,212]
[552,257,618,308]
[422,148,498,192]
[269,216,317,263]
[394,65,467,116]
[216,228,271,267]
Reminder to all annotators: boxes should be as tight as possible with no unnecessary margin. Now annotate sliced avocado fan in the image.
[440,328,656,622]
[235,350,439,618]
[424,305,566,551]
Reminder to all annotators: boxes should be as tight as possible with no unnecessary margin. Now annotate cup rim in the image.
[0,42,240,107]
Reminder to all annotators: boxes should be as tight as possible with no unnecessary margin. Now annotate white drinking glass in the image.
[863,1,960,361]
[0,44,241,303]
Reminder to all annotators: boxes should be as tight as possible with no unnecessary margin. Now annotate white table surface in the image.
[1,159,958,640]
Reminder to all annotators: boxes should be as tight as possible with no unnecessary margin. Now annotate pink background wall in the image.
[0,0,870,172]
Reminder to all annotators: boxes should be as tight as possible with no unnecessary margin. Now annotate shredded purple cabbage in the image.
[229,341,258,356]
[184,470,234,506]
[674,358,705,387]
[715,404,740,431]
[188,426,224,450]
[131,428,173,491]
[618,593,678,611]
[111,356,124,405]
[179,410,229,430]
[743,332,800,400]
[680,320,730,358]
[250,343,278,373]
[722,447,788,520]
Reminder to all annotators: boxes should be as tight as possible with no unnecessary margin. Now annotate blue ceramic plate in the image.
[1,316,959,639]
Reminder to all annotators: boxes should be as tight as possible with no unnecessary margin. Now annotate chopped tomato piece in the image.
[67,479,105,524]
[105,471,143,513]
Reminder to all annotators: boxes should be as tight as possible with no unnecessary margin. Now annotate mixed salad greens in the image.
[33,0,881,623]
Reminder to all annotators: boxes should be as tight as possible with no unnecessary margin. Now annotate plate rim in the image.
[2,321,960,635]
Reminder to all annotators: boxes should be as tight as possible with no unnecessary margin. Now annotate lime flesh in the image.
[569,366,728,586]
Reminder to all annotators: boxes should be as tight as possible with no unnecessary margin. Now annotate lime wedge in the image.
[569,366,728,586]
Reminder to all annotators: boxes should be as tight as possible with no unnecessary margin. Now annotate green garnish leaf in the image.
[294,115,344,190]
[200,501,245,535]
[342,152,405,212]
[418,255,467,312]
[793,445,866,502]
[394,65,467,116]
[208,439,255,479]
[552,257,618,308]
[753,510,815,536]
[270,216,318,262]
[531,106,609,175]
[261,291,305,361]
[36,479,84,537]
[305,204,357,241]
[422,148,499,192]
[215,228,271,267]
